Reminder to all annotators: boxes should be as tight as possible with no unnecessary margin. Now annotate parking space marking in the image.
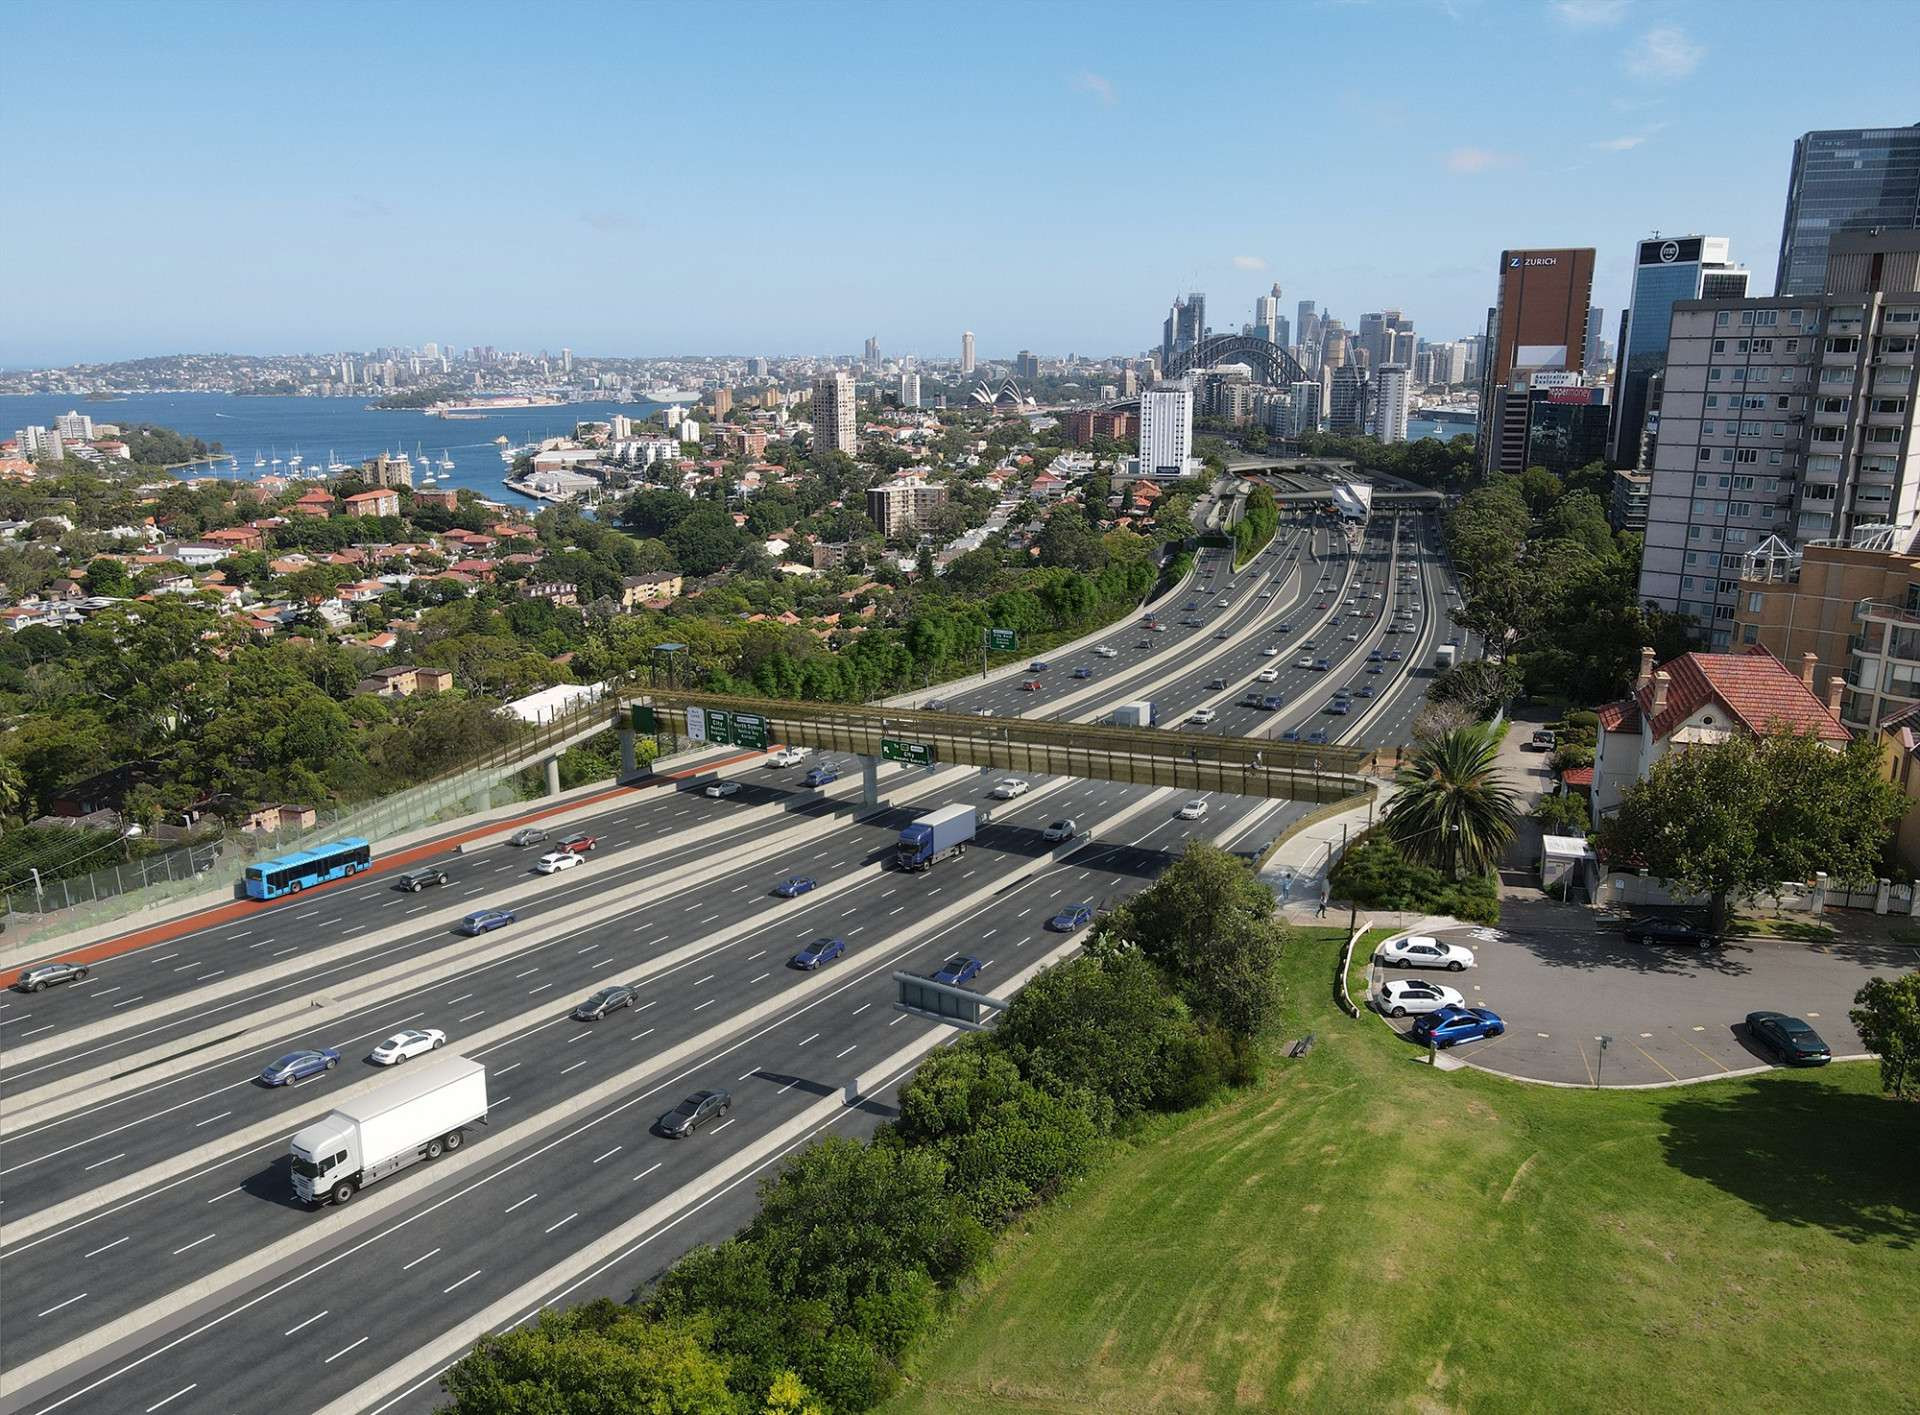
[1573,1037,1595,1087]
[1627,1036,1683,1083]
[1676,1033,1734,1072]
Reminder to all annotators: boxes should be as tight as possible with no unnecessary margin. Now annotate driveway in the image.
[1363,900,1915,1086]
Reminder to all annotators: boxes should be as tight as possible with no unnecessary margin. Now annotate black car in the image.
[657,1088,732,1137]
[14,960,90,992]
[1746,1011,1832,1066]
[573,985,637,1020]
[396,866,449,893]
[1625,917,1715,947]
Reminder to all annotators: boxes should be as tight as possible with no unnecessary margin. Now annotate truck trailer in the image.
[290,1054,487,1207]
[897,803,977,871]
[1434,644,1457,669]
[1111,700,1159,728]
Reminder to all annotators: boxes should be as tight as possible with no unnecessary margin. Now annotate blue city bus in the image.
[244,838,373,900]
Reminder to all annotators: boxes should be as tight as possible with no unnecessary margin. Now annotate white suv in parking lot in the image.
[1373,978,1465,1017]
[1376,935,1476,971]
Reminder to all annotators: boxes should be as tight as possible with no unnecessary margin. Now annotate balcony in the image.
[1856,600,1920,629]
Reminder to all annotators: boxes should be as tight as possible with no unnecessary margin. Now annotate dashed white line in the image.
[402,1247,441,1271]
[146,1384,197,1411]
[194,1110,232,1128]
[560,1060,588,1075]
[284,1309,329,1336]
[692,999,714,1012]
[750,972,770,983]
[544,1212,578,1234]
[591,1145,623,1164]
[798,1032,819,1047]
[630,1028,655,1041]
[458,1010,486,1023]
[631,1161,662,1182]
[324,1336,369,1364]
[836,1045,858,1059]
[503,1193,538,1214]
[37,1292,88,1318]
[171,1232,217,1256]
[528,983,552,994]
[82,1152,125,1171]
[84,1235,130,1257]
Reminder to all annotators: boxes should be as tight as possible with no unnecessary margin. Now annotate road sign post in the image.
[982,626,1016,676]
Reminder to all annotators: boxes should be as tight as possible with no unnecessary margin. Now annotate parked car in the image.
[933,955,983,986]
[556,832,599,855]
[991,777,1031,799]
[459,908,516,936]
[1410,1006,1506,1048]
[573,985,637,1020]
[1376,935,1476,971]
[772,875,818,898]
[369,1028,446,1066]
[1177,799,1209,820]
[14,960,90,992]
[804,766,840,787]
[1373,979,1465,1018]
[1625,917,1716,948]
[705,780,741,798]
[506,826,548,847]
[790,937,847,970]
[657,1088,731,1138]
[1048,903,1095,931]
[1746,1011,1832,1065]
[535,851,583,875]
[395,866,449,893]
[1042,818,1079,843]
[259,1047,341,1085]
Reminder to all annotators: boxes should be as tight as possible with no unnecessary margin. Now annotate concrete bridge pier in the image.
[860,754,882,807]
[619,729,640,780]
[544,756,562,797]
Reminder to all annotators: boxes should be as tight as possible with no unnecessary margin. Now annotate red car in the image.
[557,831,600,855]
[1022,679,1042,691]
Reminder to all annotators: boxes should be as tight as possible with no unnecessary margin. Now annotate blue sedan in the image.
[790,936,847,969]
[773,875,818,898]
[1072,666,1092,679]
[1048,903,1094,932]
[1410,1005,1506,1048]
[803,767,839,787]
[260,1047,341,1086]
[459,908,516,936]
[932,955,983,986]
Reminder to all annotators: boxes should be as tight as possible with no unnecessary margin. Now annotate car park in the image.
[933,955,983,986]
[992,777,1031,799]
[369,1028,446,1065]
[535,851,583,875]
[1178,799,1208,820]
[259,1047,342,1086]
[1410,1006,1505,1048]
[573,985,637,1020]
[657,1089,731,1138]
[1048,903,1095,931]
[804,766,840,786]
[1373,979,1465,1018]
[1745,1011,1832,1066]
[1625,917,1716,948]
[557,832,598,855]
[506,826,548,847]
[459,908,515,936]
[772,875,817,898]
[1377,935,1475,971]
[14,960,91,992]
[705,780,741,798]
[1041,819,1080,843]
[790,937,847,970]
[1190,707,1219,725]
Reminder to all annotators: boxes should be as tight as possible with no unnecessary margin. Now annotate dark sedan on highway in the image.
[657,1088,731,1138]
[790,937,847,970]
[933,955,983,986]
[773,875,818,898]
[573,985,637,1020]
[259,1047,341,1086]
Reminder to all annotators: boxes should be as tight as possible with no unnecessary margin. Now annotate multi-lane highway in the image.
[0,511,1468,1415]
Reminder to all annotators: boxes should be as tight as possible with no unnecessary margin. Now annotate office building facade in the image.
[811,371,857,455]
[1138,383,1194,478]
[898,371,921,407]
[1608,236,1749,468]
[1777,125,1920,297]
[961,331,975,374]
[1372,365,1411,444]
[1523,379,1610,474]
[1476,247,1597,476]
[1329,365,1370,433]
[866,480,949,539]
[1161,293,1206,368]
[1253,283,1286,345]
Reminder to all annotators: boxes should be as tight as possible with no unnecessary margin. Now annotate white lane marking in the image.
[710,1117,737,1134]
[402,1247,440,1271]
[283,1309,329,1337]
[693,974,715,987]
[445,994,473,1006]
[146,1384,197,1412]
[37,1291,88,1318]
[565,1031,591,1045]
[171,1232,217,1255]
[458,1010,486,1023]
[591,1145,623,1164]
[85,1235,131,1257]
[630,1028,655,1041]
[91,987,121,998]
[193,1110,232,1128]
[798,1032,819,1047]
[324,1336,369,1364]
[544,1212,578,1234]
[82,1152,126,1172]
[890,1014,908,1025]
[836,1045,858,1059]
[692,999,714,1012]
[503,1193,538,1215]
[576,943,599,954]
[751,972,770,983]
[19,1023,56,1036]
[493,1062,521,1076]
[560,1060,588,1075]
[207,1185,245,1204]
[631,1161,662,1183]
[513,967,539,979]
[528,983,552,994]
[150,953,180,962]
[852,1003,870,1016]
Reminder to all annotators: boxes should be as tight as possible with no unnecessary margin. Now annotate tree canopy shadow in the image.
[1657,1075,1920,1250]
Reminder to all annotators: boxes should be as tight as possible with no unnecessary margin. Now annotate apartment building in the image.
[866,479,948,538]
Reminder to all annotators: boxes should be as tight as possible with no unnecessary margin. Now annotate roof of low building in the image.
[1595,645,1849,744]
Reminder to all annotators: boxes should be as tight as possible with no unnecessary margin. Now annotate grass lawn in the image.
[1729,914,1838,943]
[886,927,1920,1414]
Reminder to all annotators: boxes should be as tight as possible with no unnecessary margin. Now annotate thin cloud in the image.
[1591,124,1666,152]
[1232,255,1268,271]
[1627,26,1704,79]
[1551,0,1628,26]
[1073,71,1116,106]
[1444,147,1515,175]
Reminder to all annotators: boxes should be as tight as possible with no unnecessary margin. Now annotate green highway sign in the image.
[881,737,934,766]
[631,704,657,733]
[987,627,1017,652]
[732,712,768,749]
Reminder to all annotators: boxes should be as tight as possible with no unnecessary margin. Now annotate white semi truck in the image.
[290,1054,487,1207]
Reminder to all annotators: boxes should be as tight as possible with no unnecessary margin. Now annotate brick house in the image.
[342,488,401,519]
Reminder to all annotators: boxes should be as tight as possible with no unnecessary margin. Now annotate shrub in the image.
[1329,833,1500,924]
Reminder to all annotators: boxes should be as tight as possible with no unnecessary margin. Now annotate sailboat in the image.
[253,451,266,468]
[269,445,282,467]
[438,448,455,470]
[288,448,304,470]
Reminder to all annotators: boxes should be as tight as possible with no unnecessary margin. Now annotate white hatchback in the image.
[1190,707,1219,725]
[1177,799,1208,820]
[1373,978,1465,1018]
[535,852,583,875]
[991,778,1030,799]
[1256,667,1279,683]
[1376,934,1476,972]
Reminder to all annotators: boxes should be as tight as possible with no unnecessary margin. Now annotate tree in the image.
[1531,790,1590,837]
[1851,973,1920,1101]
[1596,730,1903,934]
[1383,723,1520,877]
[81,556,131,596]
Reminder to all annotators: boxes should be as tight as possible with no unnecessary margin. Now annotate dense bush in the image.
[1330,833,1500,924]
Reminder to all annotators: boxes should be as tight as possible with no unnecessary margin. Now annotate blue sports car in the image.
[932,955,983,986]
[790,936,846,969]
[259,1047,342,1086]
[773,875,818,898]
[1409,1005,1506,1048]
[1048,903,1094,932]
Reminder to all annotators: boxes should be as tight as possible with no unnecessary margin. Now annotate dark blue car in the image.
[1410,1005,1506,1048]
[773,876,818,898]
[1048,903,1094,932]
[790,937,847,970]
[260,1047,342,1086]
[932,955,983,986]
[1072,666,1092,679]
[803,767,839,787]
[459,908,516,936]
[1281,728,1300,742]
[1306,728,1329,744]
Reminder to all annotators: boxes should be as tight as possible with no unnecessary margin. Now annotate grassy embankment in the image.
[887,928,1918,1413]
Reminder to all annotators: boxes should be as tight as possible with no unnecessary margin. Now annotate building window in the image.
[1786,339,1800,352]
[1828,337,1860,354]
[1747,591,1765,613]
[1717,311,1731,327]
[1769,450,1783,465]
[1742,623,1759,644]
[1790,310,1805,327]
[1698,447,1713,461]
[1706,394,1721,408]
[1709,368,1724,382]
[1688,525,1703,540]
[1702,420,1716,435]
[1682,575,1696,590]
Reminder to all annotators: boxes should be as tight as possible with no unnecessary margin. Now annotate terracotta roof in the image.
[1601,645,1848,745]
[1561,766,1594,787]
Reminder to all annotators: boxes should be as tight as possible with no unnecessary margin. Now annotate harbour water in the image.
[0,392,670,505]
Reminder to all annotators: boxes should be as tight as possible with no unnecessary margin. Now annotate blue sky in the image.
[8,0,1920,366]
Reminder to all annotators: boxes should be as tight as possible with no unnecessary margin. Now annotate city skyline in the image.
[12,0,1920,366]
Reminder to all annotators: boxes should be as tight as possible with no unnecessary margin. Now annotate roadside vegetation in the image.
[883,928,1920,1414]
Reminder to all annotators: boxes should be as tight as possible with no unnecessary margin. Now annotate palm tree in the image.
[0,753,22,826]
[1383,723,1519,877]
